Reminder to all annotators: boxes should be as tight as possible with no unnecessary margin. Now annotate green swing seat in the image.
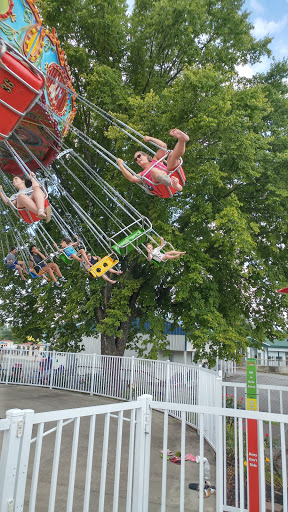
[111,228,147,256]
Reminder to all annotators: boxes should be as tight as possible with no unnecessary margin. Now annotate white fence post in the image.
[90,354,96,396]
[129,356,135,401]
[216,371,223,408]
[14,409,34,508]
[49,351,55,389]
[132,394,152,512]
[216,409,224,512]
[165,360,170,402]
[0,408,26,510]
[5,348,11,385]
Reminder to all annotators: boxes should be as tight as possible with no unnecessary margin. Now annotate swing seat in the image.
[0,40,45,140]
[151,255,165,266]
[277,287,288,294]
[140,154,186,198]
[112,228,147,256]
[17,197,50,224]
[29,269,40,278]
[149,166,186,199]
[59,253,71,265]
[4,258,16,270]
[88,254,119,278]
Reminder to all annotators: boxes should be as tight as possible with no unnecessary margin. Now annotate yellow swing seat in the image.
[88,254,119,278]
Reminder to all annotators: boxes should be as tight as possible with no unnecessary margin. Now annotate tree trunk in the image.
[100,318,131,356]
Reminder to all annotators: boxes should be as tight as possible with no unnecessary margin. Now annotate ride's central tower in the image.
[0,0,76,175]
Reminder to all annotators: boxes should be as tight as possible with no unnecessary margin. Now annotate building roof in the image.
[134,319,186,336]
[262,339,288,349]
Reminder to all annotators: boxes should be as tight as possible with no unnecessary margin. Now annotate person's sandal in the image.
[37,209,46,220]
[45,205,52,222]
[169,456,181,464]
[203,488,211,498]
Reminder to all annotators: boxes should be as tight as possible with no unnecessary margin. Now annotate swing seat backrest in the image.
[140,155,186,198]
[18,197,50,224]
[112,228,147,256]
[4,258,16,269]
[0,41,45,140]
[29,269,40,278]
[59,253,72,265]
[149,166,186,199]
[277,287,288,294]
[88,254,119,278]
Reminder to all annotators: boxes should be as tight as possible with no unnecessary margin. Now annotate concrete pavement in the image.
[0,385,216,511]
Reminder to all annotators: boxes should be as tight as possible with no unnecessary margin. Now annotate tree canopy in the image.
[1,0,288,364]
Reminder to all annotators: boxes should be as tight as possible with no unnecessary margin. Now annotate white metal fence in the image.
[0,396,287,512]
[0,349,224,447]
[222,380,288,415]
[215,358,237,376]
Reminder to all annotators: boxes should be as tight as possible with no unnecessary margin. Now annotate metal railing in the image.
[0,348,224,447]
[222,381,288,415]
[0,396,287,512]
[215,357,237,376]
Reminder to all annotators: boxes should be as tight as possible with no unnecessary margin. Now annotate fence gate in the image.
[0,400,151,512]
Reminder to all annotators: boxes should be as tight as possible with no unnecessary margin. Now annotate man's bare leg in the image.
[49,263,63,277]
[18,261,29,274]
[167,129,189,170]
[78,249,92,266]
[15,265,28,281]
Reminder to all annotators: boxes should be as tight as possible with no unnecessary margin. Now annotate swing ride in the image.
[277,288,288,294]
[0,0,180,285]
[0,1,76,175]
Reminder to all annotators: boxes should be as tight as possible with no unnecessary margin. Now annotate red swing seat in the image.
[17,197,50,224]
[0,39,45,141]
[277,287,288,294]
[149,166,186,198]
[140,154,186,198]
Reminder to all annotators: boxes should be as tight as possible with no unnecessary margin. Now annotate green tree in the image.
[1,0,288,364]
[0,324,12,340]
[126,0,271,93]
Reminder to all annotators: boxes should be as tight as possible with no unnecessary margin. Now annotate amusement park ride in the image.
[0,0,178,280]
[0,1,285,296]
[0,0,76,173]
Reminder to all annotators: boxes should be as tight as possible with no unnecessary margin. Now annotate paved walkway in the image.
[0,385,216,511]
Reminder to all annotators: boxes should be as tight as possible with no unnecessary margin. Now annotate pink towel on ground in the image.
[185,454,197,462]
[160,449,173,456]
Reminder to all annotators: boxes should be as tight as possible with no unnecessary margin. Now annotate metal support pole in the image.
[49,351,55,389]
[132,394,152,512]
[129,357,135,401]
[0,409,27,510]
[90,353,96,396]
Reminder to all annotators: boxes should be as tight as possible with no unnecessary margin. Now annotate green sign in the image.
[247,358,257,398]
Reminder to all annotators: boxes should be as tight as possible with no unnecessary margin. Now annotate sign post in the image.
[246,358,260,511]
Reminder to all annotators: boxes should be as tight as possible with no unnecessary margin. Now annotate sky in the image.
[240,0,288,76]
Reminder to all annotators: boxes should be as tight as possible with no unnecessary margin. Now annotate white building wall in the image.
[81,333,195,363]
[81,335,101,355]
